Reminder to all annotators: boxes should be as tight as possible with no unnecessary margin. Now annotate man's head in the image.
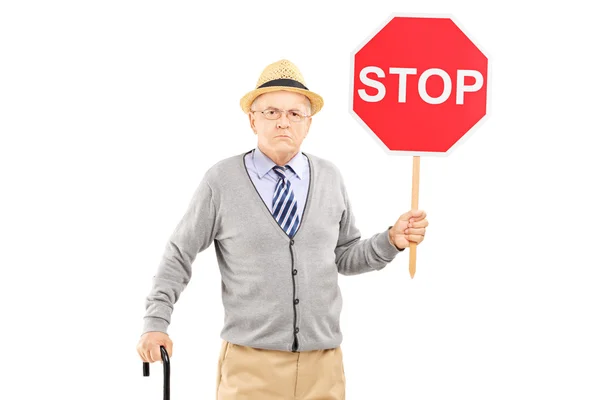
[248,90,312,156]
[240,59,323,162]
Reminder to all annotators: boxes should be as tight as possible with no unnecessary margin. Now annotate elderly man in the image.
[137,59,428,400]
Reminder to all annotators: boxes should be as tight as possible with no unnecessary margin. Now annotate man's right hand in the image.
[136,331,173,363]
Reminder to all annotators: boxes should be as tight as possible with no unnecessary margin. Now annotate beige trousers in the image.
[216,340,346,400]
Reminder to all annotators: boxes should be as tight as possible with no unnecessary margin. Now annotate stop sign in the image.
[351,15,489,154]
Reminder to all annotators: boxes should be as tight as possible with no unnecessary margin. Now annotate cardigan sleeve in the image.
[141,174,218,335]
[334,176,403,276]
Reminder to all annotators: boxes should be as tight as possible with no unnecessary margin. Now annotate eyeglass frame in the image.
[250,107,312,122]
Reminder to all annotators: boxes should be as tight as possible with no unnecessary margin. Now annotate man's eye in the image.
[265,110,277,116]
[290,111,301,117]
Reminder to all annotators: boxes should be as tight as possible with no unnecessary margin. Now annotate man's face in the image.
[248,91,312,156]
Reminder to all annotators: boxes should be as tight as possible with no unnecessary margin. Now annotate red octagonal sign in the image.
[351,14,489,154]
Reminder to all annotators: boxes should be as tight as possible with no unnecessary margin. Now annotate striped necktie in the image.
[272,165,300,238]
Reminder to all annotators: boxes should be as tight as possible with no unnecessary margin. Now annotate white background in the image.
[1,0,599,399]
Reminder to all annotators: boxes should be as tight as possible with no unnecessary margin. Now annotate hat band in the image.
[257,78,308,91]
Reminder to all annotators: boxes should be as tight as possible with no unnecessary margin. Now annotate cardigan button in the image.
[293,269,298,275]
[295,327,300,334]
[290,239,295,245]
[295,299,299,304]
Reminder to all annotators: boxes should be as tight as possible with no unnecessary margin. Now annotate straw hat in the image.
[240,59,324,116]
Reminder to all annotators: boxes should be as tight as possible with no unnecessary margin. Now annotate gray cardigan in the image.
[142,149,404,352]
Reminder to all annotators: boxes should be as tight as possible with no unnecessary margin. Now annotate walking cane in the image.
[142,345,170,400]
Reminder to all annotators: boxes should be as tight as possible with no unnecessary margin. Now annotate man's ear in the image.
[248,112,257,134]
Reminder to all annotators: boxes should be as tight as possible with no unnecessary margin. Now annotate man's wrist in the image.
[388,226,405,251]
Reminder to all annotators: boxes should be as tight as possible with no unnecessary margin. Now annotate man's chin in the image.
[273,142,294,149]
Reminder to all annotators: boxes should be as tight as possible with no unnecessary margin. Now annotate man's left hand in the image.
[389,209,428,250]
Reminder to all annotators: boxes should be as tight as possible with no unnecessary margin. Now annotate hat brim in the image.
[240,86,324,116]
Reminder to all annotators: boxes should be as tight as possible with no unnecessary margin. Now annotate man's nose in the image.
[276,112,290,128]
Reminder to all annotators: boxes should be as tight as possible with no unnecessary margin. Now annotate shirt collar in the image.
[253,146,305,180]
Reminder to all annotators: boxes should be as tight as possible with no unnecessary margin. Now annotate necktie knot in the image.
[272,165,289,180]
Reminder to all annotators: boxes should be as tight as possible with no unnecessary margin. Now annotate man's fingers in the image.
[409,220,428,228]
[399,211,412,221]
[149,343,172,362]
[151,347,161,363]
[410,210,426,221]
[405,228,425,235]
[406,234,424,243]
[401,209,427,221]
[136,343,145,362]
[137,343,150,363]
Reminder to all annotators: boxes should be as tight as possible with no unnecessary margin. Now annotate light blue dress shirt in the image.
[243,146,309,221]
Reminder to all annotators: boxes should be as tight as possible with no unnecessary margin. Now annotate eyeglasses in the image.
[251,108,310,122]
